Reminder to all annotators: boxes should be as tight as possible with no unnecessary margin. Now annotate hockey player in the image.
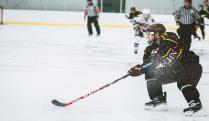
[132,8,155,54]
[197,4,208,40]
[84,0,101,36]
[128,24,204,116]
[126,7,142,21]
[203,0,209,12]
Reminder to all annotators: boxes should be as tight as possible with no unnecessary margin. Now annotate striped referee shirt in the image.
[84,4,99,17]
[174,6,200,25]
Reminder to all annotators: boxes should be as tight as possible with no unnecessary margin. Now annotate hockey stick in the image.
[51,74,130,107]
[201,23,209,26]
[195,23,209,26]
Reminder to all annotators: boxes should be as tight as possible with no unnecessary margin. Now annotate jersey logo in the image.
[164,49,178,64]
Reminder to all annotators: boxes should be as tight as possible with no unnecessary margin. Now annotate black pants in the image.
[199,25,205,39]
[134,27,144,37]
[177,23,195,50]
[191,28,200,39]
[145,63,202,103]
[87,16,100,35]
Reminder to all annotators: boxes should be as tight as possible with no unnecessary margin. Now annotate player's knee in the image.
[146,79,163,100]
[94,23,99,27]
[147,79,162,90]
[177,82,192,91]
[88,24,92,27]
[177,82,185,90]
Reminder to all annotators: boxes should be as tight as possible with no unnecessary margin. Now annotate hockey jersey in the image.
[133,14,155,27]
[143,32,199,70]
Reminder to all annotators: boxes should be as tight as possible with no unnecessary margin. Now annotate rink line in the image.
[4,21,131,28]
[3,21,208,39]
[3,21,178,30]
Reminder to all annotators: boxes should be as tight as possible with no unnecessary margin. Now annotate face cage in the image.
[143,14,150,20]
[146,31,155,44]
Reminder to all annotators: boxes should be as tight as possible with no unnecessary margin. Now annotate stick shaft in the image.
[64,74,130,106]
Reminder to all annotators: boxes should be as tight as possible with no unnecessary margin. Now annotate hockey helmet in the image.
[147,24,166,35]
[130,7,136,11]
[142,8,151,15]
[184,0,192,4]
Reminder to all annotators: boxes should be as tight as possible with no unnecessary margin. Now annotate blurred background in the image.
[0,0,204,14]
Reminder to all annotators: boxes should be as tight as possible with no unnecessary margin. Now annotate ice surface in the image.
[0,13,209,121]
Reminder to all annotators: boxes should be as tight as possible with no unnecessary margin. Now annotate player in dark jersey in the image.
[197,4,208,40]
[203,0,209,13]
[128,24,204,116]
[126,7,142,20]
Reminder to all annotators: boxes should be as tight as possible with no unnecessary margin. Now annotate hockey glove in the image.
[128,64,143,77]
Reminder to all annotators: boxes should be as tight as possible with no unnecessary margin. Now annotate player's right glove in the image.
[128,64,143,77]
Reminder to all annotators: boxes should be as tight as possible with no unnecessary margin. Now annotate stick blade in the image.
[51,99,66,107]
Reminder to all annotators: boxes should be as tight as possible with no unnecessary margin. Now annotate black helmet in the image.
[130,7,136,11]
[147,24,166,35]
[185,0,192,4]
[198,4,204,9]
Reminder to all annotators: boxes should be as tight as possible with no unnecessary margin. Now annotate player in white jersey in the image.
[132,8,155,54]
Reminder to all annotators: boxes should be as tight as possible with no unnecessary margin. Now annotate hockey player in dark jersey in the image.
[197,4,208,40]
[128,24,204,116]
[127,7,142,20]
[191,4,209,40]
[203,0,209,13]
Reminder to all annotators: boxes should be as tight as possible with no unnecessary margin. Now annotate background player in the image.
[126,7,142,22]
[132,8,155,54]
[197,4,209,40]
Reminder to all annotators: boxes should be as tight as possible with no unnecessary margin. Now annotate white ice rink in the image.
[0,10,209,121]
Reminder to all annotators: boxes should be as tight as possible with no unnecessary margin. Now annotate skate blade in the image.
[185,108,208,117]
[145,103,168,111]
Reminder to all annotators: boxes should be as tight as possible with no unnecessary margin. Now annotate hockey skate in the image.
[144,92,167,111]
[193,35,201,41]
[184,100,207,117]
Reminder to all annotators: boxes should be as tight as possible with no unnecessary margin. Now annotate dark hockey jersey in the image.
[143,32,199,70]
[128,11,142,19]
[198,9,208,23]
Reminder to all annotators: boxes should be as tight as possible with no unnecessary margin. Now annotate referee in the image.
[84,0,101,36]
[174,0,200,50]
